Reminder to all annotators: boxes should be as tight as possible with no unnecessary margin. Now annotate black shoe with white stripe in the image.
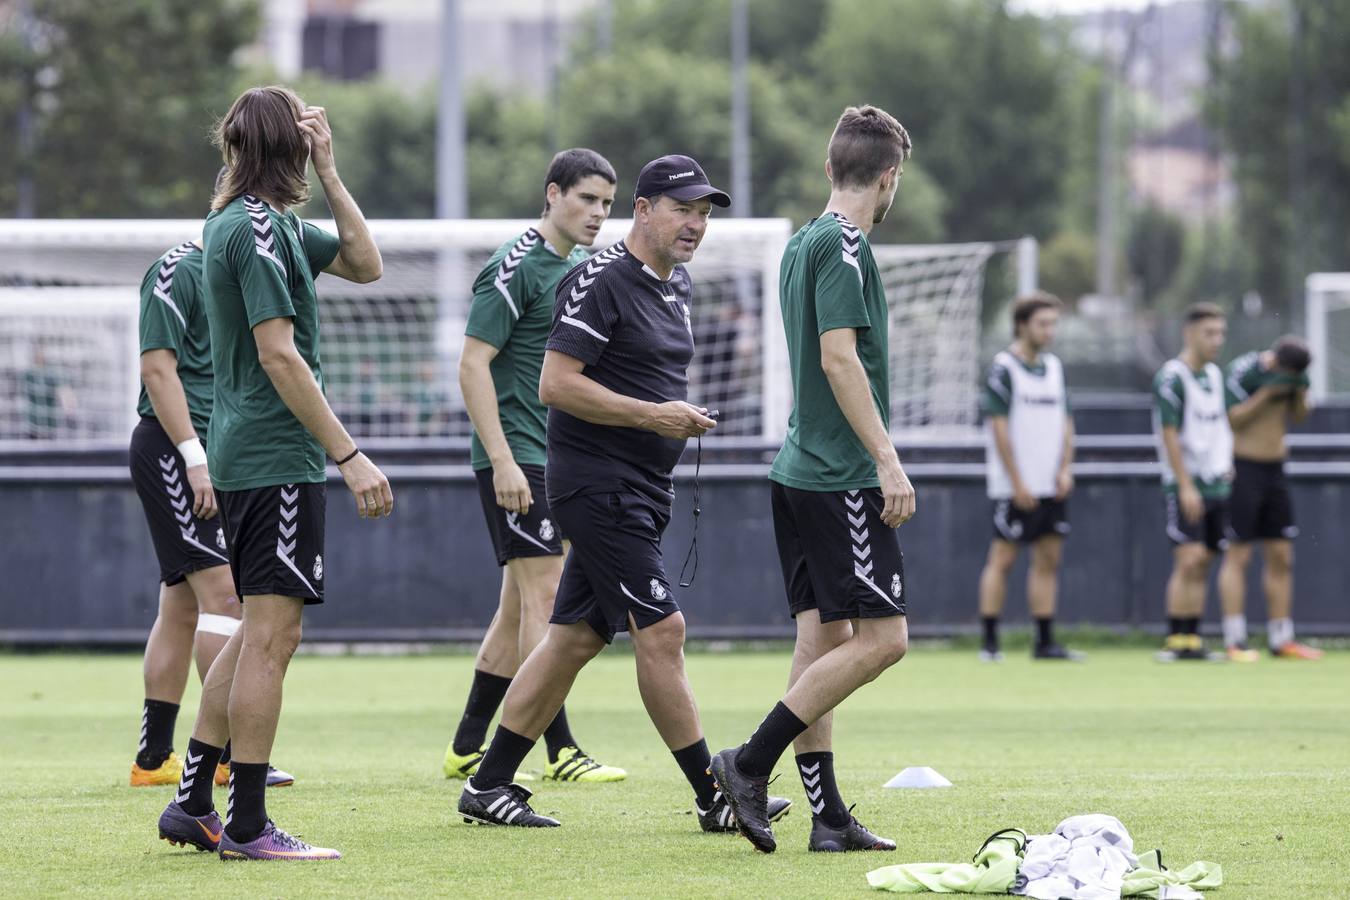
[458,781,559,827]
[697,790,792,833]
[708,747,776,852]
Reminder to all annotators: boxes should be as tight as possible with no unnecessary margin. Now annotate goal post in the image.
[1305,272,1350,403]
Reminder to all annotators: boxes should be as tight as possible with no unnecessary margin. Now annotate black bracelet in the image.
[335,448,360,465]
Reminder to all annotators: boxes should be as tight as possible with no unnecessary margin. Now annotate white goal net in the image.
[0,219,1023,444]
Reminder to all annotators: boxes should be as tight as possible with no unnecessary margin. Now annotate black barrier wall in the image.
[2,462,1347,643]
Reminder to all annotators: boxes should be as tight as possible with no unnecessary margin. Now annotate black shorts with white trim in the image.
[474,464,564,566]
[549,489,678,643]
[771,482,907,623]
[217,482,326,603]
[129,416,230,585]
[1164,492,1231,553]
[1229,457,1297,542]
[990,497,1070,544]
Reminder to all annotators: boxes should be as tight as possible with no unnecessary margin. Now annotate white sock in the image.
[1268,617,1294,648]
[1222,614,1248,648]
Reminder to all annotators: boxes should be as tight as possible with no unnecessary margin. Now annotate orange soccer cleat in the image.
[1272,641,1324,660]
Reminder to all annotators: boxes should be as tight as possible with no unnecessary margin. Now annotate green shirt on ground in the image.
[770,213,890,491]
[1152,362,1229,499]
[1224,350,1310,408]
[136,242,212,438]
[464,228,587,471]
[202,195,341,491]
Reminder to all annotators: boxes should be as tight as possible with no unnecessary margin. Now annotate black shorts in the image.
[549,490,679,643]
[771,482,907,624]
[129,417,230,585]
[1229,458,1297,542]
[1164,493,1231,553]
[474,464,564,566]
[217,482,326,604]
[991,497,1070,543]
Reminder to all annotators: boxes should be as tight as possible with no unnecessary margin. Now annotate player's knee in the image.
[639,614,687,660]
[1265,543,1294,574]
[248,619,302,661]
[518,585,557,624]
[1224,543,1253,570]
[859,628,907,677]
[986,543,1017,573]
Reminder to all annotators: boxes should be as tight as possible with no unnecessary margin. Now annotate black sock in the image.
[471,725,536,790]
[453,670,513,755]
[737,702,808,778]
[1183,617,1200,636]
[542,705,578,763]
[981,616,999,649]
[225,761,269,843]
[671,739,718,808]
[797,751,849,828]
[174,738,224,816]
[137,699,179,768]
[1168,617,1184,636]
[1035,617,1054,647]
[219,741,231,766]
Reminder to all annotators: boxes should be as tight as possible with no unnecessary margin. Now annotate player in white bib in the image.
[1152,303,1233,662]
[977,294,1080,661]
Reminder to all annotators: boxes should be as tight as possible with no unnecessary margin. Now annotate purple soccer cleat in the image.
[218,820,341,861]
[158,802,223,853]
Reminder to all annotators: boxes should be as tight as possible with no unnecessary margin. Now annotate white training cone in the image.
[884,766,952,788]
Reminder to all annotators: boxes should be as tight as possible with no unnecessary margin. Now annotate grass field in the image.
[1,645,1347,898]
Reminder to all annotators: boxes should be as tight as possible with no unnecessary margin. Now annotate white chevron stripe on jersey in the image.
[151,241,198,330]
[830,212,864,284]
[243,195,287,275]
[492,229,541,319]
[275,484,318,597]
[559,243,627,342]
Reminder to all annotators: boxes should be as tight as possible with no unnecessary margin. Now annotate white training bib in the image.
[985,351,1067,499]
[1155,359,1233,486]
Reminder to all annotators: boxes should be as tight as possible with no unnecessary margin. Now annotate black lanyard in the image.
[678,433,704,588]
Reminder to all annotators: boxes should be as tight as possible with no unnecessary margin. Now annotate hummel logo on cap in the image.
[634,155,731,208]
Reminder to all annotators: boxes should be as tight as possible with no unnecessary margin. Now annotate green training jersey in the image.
[769,213,890,491]
[136,242,212,437]
[464,229,588,471]
[1224,351,1310,408]
[978,354,1072,418]
[202,194,341,491]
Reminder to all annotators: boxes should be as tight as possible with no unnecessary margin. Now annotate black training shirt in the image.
[545,241,695,508]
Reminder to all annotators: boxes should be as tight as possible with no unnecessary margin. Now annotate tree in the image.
[1127,205,1185,306]
[1208,0,1350,312]
[1,0,260,217]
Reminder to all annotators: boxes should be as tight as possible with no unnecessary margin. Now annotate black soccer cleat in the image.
[1032,643,1086,661]
[808,809,896,853]
[708,746,775,853]
[458,780,559,827]
[697,789,791,833]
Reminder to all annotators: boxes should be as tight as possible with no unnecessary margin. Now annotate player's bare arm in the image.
[460,335,531,513]
[1056,414,1075,500]
[539,350,715,439]
[990,415,1036,511]
[253,316,392,519]
[1160,425,1201,524]
[140,347,216,520]
[819,326,914,527]
[297,106,382,284]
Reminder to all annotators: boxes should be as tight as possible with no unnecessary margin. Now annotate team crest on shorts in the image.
[216,528,226,550]
[539,518,555,541]
[313,554,324,581]
[890,573,903,599]
[650,578,667,601]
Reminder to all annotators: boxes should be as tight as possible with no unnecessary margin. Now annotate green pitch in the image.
[2,647,1347,897]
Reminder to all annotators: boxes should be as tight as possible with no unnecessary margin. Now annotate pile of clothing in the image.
[867,814,1222,899]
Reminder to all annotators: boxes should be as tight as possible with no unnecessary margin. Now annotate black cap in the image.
[633,155,731,208]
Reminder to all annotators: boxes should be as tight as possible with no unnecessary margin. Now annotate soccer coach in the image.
[459,155,742,828]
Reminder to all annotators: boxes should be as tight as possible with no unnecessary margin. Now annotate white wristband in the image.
[176,437,208,469]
